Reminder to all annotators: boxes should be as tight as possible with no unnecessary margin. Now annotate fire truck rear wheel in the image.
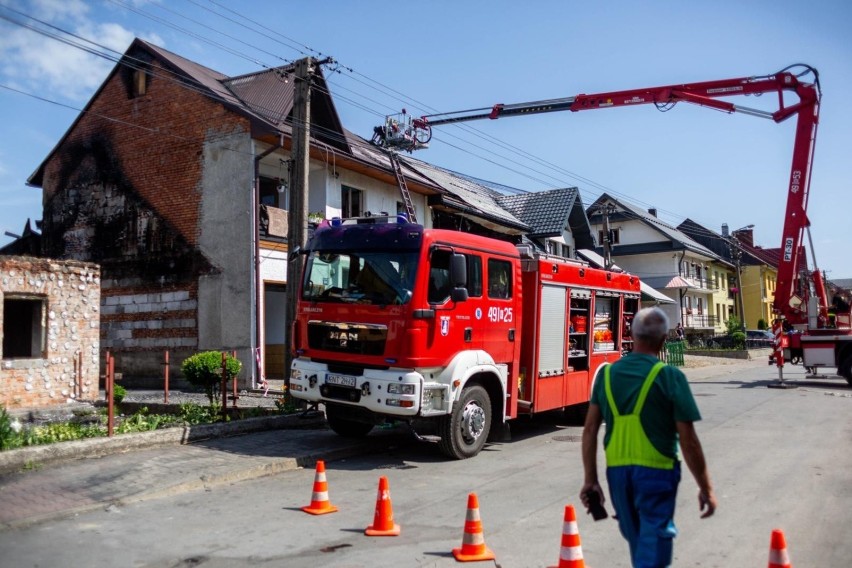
[325,404,374,438]
[438,385,491,459]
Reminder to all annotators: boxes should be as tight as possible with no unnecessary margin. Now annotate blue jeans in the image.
[606,464,681,568]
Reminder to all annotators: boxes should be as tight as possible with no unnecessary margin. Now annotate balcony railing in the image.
[684,276,720,291]
[682,313,718,329]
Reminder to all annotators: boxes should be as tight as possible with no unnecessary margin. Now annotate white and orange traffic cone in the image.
[301,460,338,515]
[365,475,401,536]
[549,504,586,568]
[452,492,496,562]
[768,529,792,568]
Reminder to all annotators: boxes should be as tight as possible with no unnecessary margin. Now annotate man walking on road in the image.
[581,306,717,568]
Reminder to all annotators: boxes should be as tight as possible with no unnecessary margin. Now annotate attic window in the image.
[598,228,620,245]
[2,296,47,359]
[132,69,148,97]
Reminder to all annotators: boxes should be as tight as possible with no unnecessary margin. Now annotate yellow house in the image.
[740,264,778,330]
[709,262,737,334]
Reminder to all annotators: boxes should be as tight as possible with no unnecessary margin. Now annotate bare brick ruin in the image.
[0,257,100,410]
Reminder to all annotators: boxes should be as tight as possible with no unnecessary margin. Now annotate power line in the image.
[0,1,779,248]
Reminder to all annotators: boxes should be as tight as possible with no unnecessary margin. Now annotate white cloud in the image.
[28,0,90,23]
[0,1,160,102]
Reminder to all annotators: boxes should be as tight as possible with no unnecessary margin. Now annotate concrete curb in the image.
[0,412,325,475]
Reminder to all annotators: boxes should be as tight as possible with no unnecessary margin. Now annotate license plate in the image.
[326,373,357,388]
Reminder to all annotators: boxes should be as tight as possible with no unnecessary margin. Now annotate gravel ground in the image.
[683,354,748,369]
[122,389,285,408]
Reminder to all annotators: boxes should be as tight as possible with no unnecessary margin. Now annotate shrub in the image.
[731,331,746,350]
[181,351,242,405]
[112,384,127,405]
[1,406,20,451]
[178,402,221,425]
[726,316,743,335]
[116,407,165,434]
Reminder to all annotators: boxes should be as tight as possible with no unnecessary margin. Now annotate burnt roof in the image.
[25,38,570,240]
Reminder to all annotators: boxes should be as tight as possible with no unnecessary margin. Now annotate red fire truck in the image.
[288,216,640,458]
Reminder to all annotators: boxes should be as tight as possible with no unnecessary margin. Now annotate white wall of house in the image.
[610,251,678,280]
[260,249,288,282]
[326,166,429,225]
[614,219,669,244]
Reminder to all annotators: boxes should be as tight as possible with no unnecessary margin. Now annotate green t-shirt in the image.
[590,352,701,460]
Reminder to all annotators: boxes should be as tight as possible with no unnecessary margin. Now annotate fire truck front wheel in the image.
[438,385,492,459]
[325,404,375,438]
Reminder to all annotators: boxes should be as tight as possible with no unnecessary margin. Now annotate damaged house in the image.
[22,38,596,389]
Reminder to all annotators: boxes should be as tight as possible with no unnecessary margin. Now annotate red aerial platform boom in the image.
[371,63,852,382]
[395,65,825,324]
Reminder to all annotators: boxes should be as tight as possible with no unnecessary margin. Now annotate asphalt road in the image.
[1,360,850,567]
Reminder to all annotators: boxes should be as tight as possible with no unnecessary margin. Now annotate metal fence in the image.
[662,340,685,367]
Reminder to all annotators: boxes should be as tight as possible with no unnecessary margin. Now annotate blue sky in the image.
[1,0,850,279]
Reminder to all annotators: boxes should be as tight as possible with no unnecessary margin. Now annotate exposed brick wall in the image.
[35,45,251,380]
[100,278,198,350]
[40,49,248,254]
[0,257,100,410]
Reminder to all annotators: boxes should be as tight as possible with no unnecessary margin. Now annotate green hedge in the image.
[181,351,242,405]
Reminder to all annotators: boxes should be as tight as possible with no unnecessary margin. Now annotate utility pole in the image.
[283,57,313,386]
[729,237,746,330]
[600,203,616,269]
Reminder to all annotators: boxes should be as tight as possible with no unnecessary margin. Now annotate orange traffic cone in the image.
[452,493,496,562]
[301,460,338,515]
[549,504,585,568]
[365,476,400,536]
[768,529,792,568]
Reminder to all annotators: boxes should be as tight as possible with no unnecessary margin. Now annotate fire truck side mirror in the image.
[451,287,469,303]
[450,253,467,287]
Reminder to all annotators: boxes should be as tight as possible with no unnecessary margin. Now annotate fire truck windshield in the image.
[302,250,419,306]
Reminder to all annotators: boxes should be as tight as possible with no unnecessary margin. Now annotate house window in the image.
[342,185,363,218]
[132,69,148,96]
[259,176,286,209]
[2,296,47,359]
[598,228,620,246]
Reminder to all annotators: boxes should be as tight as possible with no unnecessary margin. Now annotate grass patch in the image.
[0,400,295,452]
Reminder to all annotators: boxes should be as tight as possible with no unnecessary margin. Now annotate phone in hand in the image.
[584,490,608,521]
